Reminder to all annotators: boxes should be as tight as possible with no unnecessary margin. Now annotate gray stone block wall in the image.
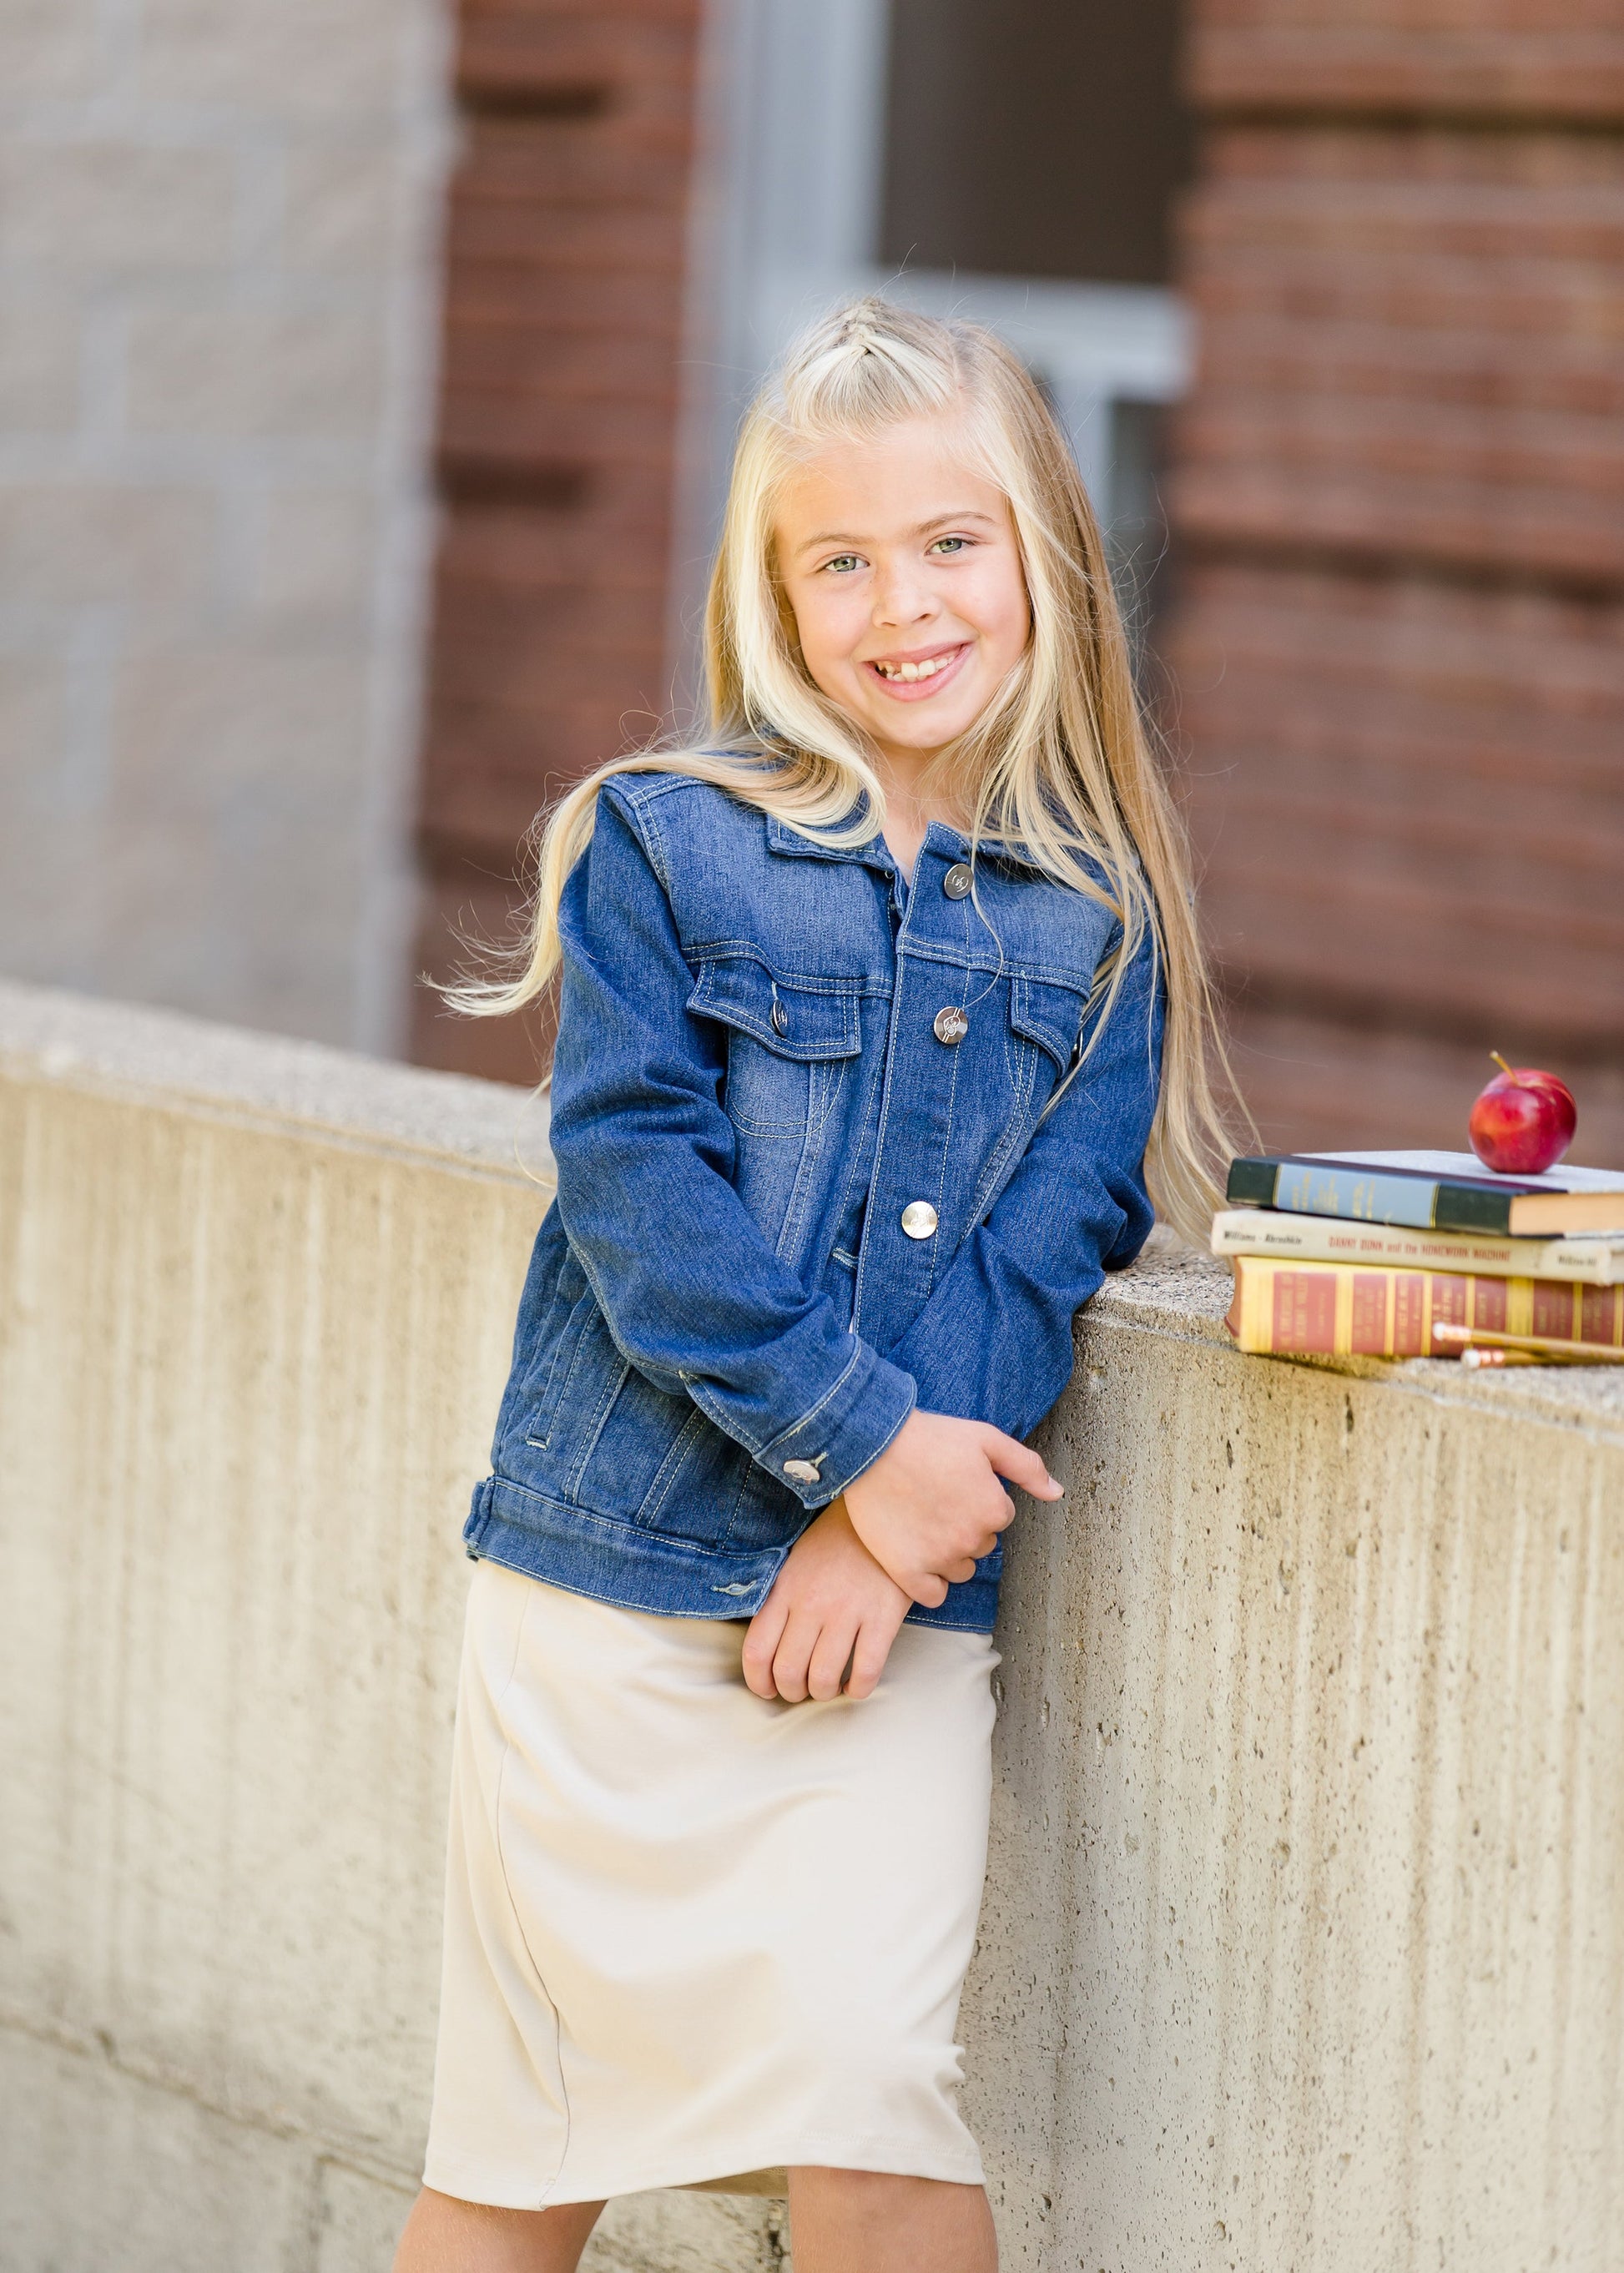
[0,0,454,1053]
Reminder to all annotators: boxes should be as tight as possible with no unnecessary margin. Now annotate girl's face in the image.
[773,414,1031,772]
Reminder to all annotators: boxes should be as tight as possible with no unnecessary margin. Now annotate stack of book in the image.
[1214,1150,1624,1365]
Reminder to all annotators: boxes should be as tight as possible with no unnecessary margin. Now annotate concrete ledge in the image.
[0,977,557,1184]
[3,983,1621,2271]
[1093,1230,1624,1444]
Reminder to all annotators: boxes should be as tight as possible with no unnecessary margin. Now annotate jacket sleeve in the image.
[547,783,917,1510]
[881,915,1164,1441]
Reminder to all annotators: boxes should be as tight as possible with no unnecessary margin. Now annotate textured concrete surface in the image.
[3,980,1621,2271]
[0,0,453,1053]
[0,980,781,2273]
[967,1245,1624,2270]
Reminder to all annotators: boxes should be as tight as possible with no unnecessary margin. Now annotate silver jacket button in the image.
[769,998,789,1036]
[933,1005,969,1045]
[783,1457,822,1484]
[942,861,972,899]
[900,1201,939,1240]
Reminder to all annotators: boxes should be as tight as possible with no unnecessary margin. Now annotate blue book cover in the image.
[1273,1160,1444,1229]
[1226,1151,1624,1236]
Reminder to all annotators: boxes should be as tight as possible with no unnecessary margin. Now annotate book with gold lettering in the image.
[1224,1255,1624,1360]
[1211,1208,1624,1287]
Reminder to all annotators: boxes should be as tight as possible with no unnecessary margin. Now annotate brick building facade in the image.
[1172,0,1624,1162]
[412,0,704,1081]
[2,2,1617,1164]
[411,0,1624,1167]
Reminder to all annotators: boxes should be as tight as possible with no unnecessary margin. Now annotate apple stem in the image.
[1490,1051,1516,1081]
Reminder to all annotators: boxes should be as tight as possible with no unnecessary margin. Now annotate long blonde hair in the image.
[446,296,1238,1243]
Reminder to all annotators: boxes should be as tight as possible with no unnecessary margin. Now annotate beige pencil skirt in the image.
[421,1558,998,2209]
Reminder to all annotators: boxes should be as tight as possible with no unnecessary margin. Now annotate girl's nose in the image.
[870,557,936,628]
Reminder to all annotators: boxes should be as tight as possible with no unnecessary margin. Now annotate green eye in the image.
[824,554,861,574]
[930,536,968,555]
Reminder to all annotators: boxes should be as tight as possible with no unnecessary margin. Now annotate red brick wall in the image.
[1169,3,1624,1163]
[412,0,703,1082]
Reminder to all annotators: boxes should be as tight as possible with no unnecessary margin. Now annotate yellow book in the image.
[1224,1255,1624,1360]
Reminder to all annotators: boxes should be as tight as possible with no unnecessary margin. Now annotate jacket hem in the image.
[465,1474,797,1620]
[901,1585,997,1634]
[464,1475,999,1633]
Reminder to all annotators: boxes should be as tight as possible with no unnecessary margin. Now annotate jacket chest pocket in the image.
[688,955,864,1138]
[1007,973,1089,1100]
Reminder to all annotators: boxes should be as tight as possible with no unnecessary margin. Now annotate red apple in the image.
[1468,1053,1576,1175]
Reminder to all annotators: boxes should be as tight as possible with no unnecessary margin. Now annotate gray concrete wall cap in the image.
[0,977,553,1188]
[4,975,1619,1440]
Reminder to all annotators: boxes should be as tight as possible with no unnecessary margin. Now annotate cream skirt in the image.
[421,1559,997,2208]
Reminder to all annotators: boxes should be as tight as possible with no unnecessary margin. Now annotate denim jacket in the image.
[464,769,1163,1632]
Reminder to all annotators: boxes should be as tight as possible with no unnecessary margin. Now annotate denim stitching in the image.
[489,1473,785,1559]
[633,788,675,895]
[521,1283,595,1450]
[723,1043,815,1139]
[920,965,969,1302]
[825,1034,888,1268]
[759,1335,865,1457]
[637,1403,712,1528]
[691,958,865,1054]
[971,1031,1039,1222]
[773,1069,824,1264]
[777,1052,851,1265]
[687,944,879,997]
[563,1353,632,1500]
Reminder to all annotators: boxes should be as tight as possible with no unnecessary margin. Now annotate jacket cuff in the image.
[758,1337,917,1509]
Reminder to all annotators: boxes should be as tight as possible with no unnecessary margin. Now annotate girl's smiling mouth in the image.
[863,641,971,698]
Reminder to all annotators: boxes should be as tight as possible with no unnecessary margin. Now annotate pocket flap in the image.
[1009,974,1089,1071]
[688,955,863,1061]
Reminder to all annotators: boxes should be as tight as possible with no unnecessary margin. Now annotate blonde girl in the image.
[393,297,1228,2273]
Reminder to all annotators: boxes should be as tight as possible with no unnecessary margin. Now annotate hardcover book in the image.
[1224,1255,1624,1361]
[1210,1208,1624,1288]
[1227,1150,1624,1237]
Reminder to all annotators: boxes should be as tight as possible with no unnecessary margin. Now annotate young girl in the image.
[393,298,1228,2273]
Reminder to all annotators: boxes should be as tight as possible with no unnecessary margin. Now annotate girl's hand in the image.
[741,1499,910,1704]
[843,1409,1063,1607]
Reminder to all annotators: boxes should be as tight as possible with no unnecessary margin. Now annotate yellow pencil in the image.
[1432,1322,1624,1366]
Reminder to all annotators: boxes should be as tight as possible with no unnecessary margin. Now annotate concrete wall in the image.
[0,0,452,1054]
[3,979,1621,2272]
[971,1252,1624,2270]
[0,977,786,2273]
